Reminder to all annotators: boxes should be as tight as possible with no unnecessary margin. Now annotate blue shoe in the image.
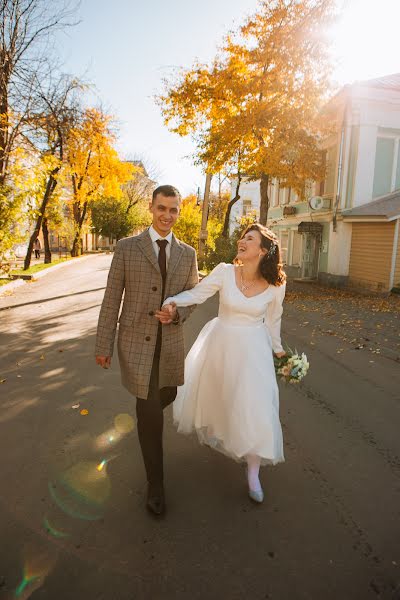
[248,488,264,503]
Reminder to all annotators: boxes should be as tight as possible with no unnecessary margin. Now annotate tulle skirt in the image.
[173,317,284,466]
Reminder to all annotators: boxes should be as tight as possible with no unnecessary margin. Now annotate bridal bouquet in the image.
[274,349,309,384]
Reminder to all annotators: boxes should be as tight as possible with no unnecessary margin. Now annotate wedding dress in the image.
[164,262,285,466]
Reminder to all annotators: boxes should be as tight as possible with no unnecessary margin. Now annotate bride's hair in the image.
[238,223,286,286]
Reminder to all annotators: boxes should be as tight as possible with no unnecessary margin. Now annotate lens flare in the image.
[94,413,135,451]
[48,460,111,521]
[114,413,135,434]
[95,428,122,451]
[43,516,70,539]
[15,544,56,600]
[97,459,107,472]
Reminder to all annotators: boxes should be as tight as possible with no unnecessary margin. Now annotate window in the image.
[278,185,289,205]
[288,187,299,204]
[271,179,279,207]
[242,199,252,216]
[291,231,302,265]
[324,146,337,195]
[373,135,400,198]
[279,231,289,264]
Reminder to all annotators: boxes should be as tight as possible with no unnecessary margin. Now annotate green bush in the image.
[203,235,237,270]
[203,214,258,271]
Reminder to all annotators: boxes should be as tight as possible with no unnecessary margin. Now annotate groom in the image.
[95,185,198,515]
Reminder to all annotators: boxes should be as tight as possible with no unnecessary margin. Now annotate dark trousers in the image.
[34,249,40,259]
[136,325,177,488]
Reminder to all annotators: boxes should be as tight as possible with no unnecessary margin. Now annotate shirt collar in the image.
[149,225,173,245]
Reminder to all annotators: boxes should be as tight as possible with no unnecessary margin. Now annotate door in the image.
[301,233,320,279]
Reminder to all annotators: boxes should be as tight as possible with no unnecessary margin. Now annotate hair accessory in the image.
[267,242,277,259]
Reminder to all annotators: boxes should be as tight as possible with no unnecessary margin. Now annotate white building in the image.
[229,73,400,293]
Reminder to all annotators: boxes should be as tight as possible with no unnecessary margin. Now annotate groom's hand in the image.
[96,355,111,369]
[155,302,177,324]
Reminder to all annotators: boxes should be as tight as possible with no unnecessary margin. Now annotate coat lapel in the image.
[165,234,183,291]
[137,229,160,274]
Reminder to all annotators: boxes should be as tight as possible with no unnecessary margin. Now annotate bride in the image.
[156,223,286,503]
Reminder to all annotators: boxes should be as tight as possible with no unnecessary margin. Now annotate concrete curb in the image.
[0,254,97,296]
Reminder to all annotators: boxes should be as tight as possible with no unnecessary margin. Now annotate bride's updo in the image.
[238,223,286,286]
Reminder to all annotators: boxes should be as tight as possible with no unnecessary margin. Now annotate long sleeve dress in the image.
[163,262,286,466]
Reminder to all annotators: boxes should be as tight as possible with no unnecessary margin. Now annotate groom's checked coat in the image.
[95,229,198,398]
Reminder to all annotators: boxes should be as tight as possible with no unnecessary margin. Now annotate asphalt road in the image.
[0,254,399,600]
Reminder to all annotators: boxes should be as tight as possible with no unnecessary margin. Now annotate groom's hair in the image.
[152,185,181,203]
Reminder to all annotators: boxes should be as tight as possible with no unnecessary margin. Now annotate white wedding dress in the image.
[164,262,286,466]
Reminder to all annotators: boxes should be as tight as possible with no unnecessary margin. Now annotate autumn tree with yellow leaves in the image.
[158,0,335,227]
[22,75,83,269]
[172,194,222,255]
[65,108,134,256]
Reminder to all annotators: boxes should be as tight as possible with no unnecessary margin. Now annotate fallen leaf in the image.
[80,409,89,416]
[71,404,80,409]
[0,379,6,384]
[40,355,45,360]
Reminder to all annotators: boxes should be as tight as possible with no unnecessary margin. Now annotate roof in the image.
[342,190,400,222]
[325,72,400,111]
[356,72,400,91]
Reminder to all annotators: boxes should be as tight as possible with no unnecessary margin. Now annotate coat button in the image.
[148,311,154,316]
[145,336,150,341]
[152,286,157,291]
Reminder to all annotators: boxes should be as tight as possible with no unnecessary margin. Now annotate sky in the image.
[56,0,400,196]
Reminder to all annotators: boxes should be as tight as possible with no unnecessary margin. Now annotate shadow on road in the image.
[0,287,106,312]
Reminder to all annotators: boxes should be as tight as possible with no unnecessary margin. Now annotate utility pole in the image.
[198,172,212,261]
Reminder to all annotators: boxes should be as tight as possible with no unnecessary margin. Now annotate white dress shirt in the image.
[148,225,173,268]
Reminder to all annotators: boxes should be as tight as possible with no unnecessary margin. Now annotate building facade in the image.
[229,73,400,293]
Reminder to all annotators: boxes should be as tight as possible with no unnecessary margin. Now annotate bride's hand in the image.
[155,302,177,324]
[274,351,286,358]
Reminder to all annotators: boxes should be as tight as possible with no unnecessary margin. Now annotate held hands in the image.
[155,302,177,325]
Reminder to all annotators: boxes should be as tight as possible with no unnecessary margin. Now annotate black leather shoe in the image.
[146,484,166,516]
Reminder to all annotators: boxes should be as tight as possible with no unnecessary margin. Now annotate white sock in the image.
[246,454,262,491]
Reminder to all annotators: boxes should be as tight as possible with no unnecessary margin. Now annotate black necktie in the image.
[156,239,168,300]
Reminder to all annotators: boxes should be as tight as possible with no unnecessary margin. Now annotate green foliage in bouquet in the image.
[274,347,309,384]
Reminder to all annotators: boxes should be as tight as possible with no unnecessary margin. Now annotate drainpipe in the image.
[333,94,349,232]
[390,219,399,290]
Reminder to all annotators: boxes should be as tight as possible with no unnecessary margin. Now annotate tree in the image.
[172,195,202,250]
[123,161,156,213]
[158,0,334,225]
[208,189,230,223]
[0,183,24,262]
[91,195,135,242]
[64,108,134,256]
[173,194,222,257]
[0,0,77,186]
[23,74,82,269]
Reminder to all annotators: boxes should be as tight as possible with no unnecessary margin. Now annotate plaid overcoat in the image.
[95,228,198,398]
